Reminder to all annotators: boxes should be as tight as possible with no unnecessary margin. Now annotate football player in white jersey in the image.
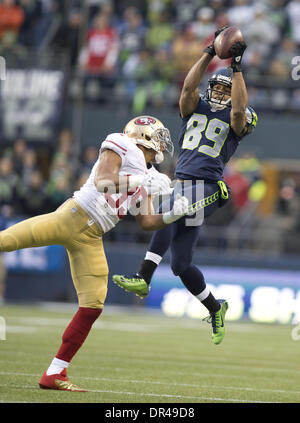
[0,115,188,392]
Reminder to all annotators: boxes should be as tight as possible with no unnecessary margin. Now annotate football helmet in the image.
[205,68,232,110]
[124,116,174,164]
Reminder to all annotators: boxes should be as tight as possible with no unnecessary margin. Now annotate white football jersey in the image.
[73,132,155,234]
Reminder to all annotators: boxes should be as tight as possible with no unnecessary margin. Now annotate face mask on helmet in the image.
[205,73,232,110]
[124,116,174,163]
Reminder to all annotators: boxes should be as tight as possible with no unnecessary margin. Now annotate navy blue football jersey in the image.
[176,98,244,181]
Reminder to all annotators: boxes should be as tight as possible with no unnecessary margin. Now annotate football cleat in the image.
[39,368,88,392]
[112,273,150,299]
[203,299,229,345]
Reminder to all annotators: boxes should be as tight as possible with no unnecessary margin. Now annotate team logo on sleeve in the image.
[134,117,156,126]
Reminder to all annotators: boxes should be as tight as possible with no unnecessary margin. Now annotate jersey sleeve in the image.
[100,133,128,165]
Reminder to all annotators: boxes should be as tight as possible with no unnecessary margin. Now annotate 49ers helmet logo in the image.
[134,117,156,126]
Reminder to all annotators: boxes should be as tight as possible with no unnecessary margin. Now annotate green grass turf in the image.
[0,303,299,403]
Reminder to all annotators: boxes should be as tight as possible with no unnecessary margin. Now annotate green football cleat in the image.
[112,273,150,299]
[204,299,229,345]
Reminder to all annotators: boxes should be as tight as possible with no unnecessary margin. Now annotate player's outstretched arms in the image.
[229,41,248,136]
[135,194,189,231]
[179,27,227,118]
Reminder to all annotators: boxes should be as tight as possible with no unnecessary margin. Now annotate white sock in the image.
[46,357,69,376]
[145,251,162,266]
[195,287,210,302]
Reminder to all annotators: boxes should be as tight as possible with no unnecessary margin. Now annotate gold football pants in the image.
[0,199,108,309]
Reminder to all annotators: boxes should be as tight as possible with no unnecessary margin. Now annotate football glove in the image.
[203,26,228,57]
[230,41,247,73]
[128,172,172,195]
[162,193,189,224]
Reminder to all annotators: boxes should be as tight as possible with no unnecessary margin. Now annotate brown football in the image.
[214,27,244,59]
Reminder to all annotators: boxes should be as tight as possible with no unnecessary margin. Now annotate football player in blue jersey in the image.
[113,27,258,345]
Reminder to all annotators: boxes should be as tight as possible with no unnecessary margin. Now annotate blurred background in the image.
[0,0,300,324]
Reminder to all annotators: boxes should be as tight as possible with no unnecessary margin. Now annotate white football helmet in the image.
[123,115,174,164]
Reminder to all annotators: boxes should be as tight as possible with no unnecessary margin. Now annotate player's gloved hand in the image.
[203,26,228,57]
[153,172,173,195]
[230,41,247,72]
[162,193,189,224]
[128,173,172,195]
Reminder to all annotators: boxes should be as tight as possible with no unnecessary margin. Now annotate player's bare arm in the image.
[179,54,213,118]
[135,194,189,231]
[179,27,228,118]
[94,149,128,193]
[230,72,248,136]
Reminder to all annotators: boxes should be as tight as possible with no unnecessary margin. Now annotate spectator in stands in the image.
[145,8,174,51]
[34,0,58,47]
[0,155,19,217]
[51,7,82,67]
[74,171,90,192]
[122,47,154,111]
[51,128,76,184]
[209,0,226,17]
[47,175,72,210]
[286,0,300,46]
[189,7,216,41]
[124,45,176,113]
[21,148,39,186]
[172,24,202,78]
[80,146,99,174]
[118,7,146,65]
[12,138,27,175]
[227,0,253,31]
[268,38,298,80]
[49,153,72,191]
[173,0,199,25]
[19,169,49,216]
[80,11,119,90]
[269,0,289,38]
[151,46,177,108]
[224,159,251,212]
[146,0,173,25]
[18,0,42,47]
[0,0,24,46]
[244,4,280,58]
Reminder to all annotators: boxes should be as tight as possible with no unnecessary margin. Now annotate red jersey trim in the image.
[105,140,127,153]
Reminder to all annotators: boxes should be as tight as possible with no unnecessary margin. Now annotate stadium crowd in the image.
[0,0,299,111]
[1,0,300,253]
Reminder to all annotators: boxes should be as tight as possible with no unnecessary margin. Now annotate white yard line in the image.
[0,371,298,398]
[0,383,279,403]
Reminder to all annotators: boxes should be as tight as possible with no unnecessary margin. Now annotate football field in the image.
[0,303,299,404]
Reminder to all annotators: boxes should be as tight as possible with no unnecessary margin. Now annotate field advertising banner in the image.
[146,265,300,324]
[0,68,65,143]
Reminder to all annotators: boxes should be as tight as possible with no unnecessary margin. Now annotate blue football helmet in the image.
[205,68,233,110]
